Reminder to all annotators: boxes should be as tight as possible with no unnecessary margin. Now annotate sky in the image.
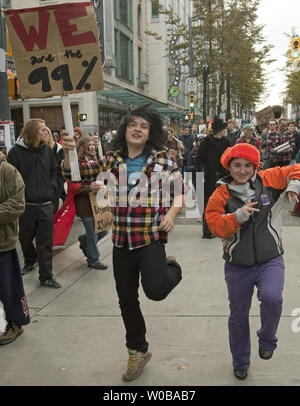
[255,0,300,111]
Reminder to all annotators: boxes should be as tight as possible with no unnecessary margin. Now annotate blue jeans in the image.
[81,217,109,266]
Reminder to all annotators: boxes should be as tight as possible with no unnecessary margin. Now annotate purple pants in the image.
[224,256,284,370]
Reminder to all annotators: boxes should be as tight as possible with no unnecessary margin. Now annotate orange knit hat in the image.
[221,143,260,170]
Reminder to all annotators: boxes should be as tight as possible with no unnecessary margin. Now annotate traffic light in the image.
[78,112,88,122]
[291,38,300,61]
[5,33,13,57]
[190,112,194,121]
[7,75,18,100]
[189,93,195,108]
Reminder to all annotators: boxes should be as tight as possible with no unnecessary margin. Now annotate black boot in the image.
[259,348,273,360]
[234,369,248,380]
[166,257,182,288]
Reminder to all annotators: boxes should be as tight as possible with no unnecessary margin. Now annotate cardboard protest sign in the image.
[89,190,113,234]
[255,106,274,130]
[255,105,284,130]
[4,2,104,99]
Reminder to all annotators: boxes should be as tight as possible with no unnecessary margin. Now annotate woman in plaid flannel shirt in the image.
[62,106,184,382]
[265,118,296,167]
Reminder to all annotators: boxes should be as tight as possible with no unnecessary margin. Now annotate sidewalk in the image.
[0,221,300,387]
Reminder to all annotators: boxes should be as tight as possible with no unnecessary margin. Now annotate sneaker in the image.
[21,262,38,275]
[88,262,108,270]
[122,349,152,382]
[0,322,23,346]
[78,235,88,257]
[40,278,62,289]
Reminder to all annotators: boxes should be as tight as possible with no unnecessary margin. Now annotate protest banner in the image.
[4,2,104,181]
[255,105,284,130]
[4,2,103,98]
[89,189,113,234]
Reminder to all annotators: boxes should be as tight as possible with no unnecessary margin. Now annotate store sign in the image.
[169,86,180,97]
[4,2,104,99]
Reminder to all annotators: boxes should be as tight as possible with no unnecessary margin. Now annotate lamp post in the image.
[188,15,204,120]
[188,15,204,77]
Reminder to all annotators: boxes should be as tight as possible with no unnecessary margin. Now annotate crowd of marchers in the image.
[1,110,300,383]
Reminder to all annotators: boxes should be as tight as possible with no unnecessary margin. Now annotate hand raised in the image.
[242,200,260,219]
[286,191,299,204]
[61,131,76,151]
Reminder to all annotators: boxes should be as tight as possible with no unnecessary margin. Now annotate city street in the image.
[0,202,300,387]
[1,0,300,395]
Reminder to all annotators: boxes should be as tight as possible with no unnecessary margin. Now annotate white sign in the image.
[0,122,15,152]
[187,77,197,92]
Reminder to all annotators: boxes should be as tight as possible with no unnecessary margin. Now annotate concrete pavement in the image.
[1,212,300,387]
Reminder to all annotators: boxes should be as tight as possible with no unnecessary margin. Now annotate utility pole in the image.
[188,17,194,78]
[0,0,11,121]
[188,16,204,121]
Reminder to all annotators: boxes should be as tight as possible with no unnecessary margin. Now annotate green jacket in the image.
[0,151,25,252]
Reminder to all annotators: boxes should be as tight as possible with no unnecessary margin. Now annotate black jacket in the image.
[7,138,57,204]
[179,133,195,160]
[195,134,230,182]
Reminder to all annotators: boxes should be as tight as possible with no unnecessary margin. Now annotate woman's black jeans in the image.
[113,241,182,353]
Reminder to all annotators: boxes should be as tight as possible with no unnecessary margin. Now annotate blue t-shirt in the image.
[125,154,147,189]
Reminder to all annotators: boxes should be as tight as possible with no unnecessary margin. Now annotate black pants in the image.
[0,249,30,326]
[19,204,54,282]
[113,241,182,353]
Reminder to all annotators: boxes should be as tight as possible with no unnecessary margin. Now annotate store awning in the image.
[97,88,186,118]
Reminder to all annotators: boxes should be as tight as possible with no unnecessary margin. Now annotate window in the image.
[115,0,132,28]
[120,33,130,80]
[114,0,133,82]
[137,5,142,37]
[99,108,125,131]
[138,47,142,80]
[120,0,129,25]
[115,30,133,82]
[152,0,159,18]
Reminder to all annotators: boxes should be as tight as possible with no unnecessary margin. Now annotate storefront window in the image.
[99,108,125,131]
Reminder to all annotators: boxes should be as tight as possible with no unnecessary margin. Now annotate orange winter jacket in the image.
[205,164,300,266]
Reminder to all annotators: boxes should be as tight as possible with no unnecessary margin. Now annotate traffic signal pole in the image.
[0,1,11,121]
[188,17,194,77]
[188,18,195,121]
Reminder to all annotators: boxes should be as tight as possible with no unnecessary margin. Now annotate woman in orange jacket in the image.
[205,143,300,380]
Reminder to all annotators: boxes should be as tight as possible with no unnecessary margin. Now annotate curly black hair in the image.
[112,105,167,157]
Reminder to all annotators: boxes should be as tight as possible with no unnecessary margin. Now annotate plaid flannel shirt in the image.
[266,131,296,163]
[62,149,184,250]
